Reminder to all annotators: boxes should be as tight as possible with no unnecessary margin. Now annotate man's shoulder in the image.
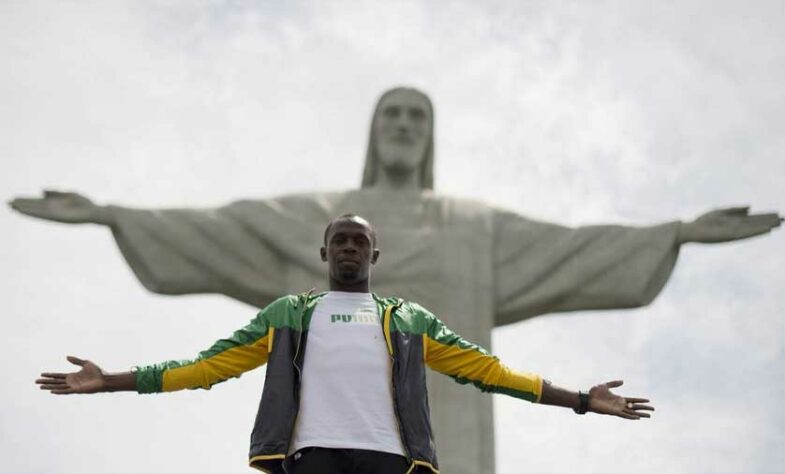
[374,295,435,334]
[399,300,434,318]
[373,294,428,312]
[258,291,326,326]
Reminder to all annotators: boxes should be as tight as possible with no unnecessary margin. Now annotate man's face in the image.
[373,89,432,175]
[320,219,379,286]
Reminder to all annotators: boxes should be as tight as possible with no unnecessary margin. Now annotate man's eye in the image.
[349,236,368,247]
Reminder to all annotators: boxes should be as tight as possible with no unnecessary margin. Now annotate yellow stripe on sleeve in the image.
[424,337,542,401]
[162,335,270,392]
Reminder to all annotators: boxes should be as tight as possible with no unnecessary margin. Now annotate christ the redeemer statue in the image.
[11,87,782,474]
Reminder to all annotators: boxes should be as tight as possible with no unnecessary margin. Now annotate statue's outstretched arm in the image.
[10,191,288,308]
[493,210,682,326]
[492,206,781,327]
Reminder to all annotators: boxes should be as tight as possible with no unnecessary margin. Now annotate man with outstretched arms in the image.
[37,215,654,474]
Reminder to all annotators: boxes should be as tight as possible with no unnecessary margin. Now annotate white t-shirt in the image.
[289,291,406,456]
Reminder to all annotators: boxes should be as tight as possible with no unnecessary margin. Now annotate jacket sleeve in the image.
[421,307,543,403]
[135,310,271,394]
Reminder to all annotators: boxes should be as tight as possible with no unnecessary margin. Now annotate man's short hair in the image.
[323,214,377,246]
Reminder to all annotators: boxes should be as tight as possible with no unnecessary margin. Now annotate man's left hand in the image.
[588,380,654,420]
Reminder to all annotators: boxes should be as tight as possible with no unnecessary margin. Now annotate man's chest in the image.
[302,295,389,375]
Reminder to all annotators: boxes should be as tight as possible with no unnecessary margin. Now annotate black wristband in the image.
[573,391,589,415]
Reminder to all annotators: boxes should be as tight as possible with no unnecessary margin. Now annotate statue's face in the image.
[373,89,432,176]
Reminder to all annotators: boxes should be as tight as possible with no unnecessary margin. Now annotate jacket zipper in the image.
[287,289,314,455]
[382,301,412,464]
[292,290,313,377]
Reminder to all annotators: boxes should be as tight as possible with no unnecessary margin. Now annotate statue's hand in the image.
[9,190,108,224]
[679,206,783,244]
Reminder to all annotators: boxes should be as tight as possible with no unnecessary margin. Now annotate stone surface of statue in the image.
[10,88,782,474]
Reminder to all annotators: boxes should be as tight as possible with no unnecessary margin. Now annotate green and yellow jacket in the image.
[136,292,543,474]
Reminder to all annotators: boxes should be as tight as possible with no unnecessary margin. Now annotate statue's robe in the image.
[111,189,680,474]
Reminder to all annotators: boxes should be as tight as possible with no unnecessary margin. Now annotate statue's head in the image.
[361,87,434,190]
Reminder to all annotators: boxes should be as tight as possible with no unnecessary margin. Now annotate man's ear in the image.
[371,249,380,265]
[320,247,327,262]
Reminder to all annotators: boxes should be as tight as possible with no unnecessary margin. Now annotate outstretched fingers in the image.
[727,212,782,238]
[617,411,640,420]
[8,198,48,211]
[629,403,654,411]
[625,397,650,403]
[624,408,651,419]
[36,377,66,384]
[745,213,783,230]
[36,379,79,395]
[37,370,75,393]
[36,377,69,391]
[623,399,654,419]
[721,206,750,216]
[41,372,67,379]
[737,225,777,239]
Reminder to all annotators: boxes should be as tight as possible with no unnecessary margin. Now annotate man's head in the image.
[320,214,380,291]
[362,87,435,190]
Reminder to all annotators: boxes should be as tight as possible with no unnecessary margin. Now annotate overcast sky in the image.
[2,1,784,473]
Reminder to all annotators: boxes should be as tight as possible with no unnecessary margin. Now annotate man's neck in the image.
[329,279,371,293]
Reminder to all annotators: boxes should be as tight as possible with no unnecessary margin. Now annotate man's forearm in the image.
[538,380,580,410]
[102,371,137,392]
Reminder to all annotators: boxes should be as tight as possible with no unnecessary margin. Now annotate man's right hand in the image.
[9,190,114,225]
[36,356,108,394]
[36,356,137,394]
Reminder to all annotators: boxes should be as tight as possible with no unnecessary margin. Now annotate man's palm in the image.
[588,380,653,420]
[36,356,105,394]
